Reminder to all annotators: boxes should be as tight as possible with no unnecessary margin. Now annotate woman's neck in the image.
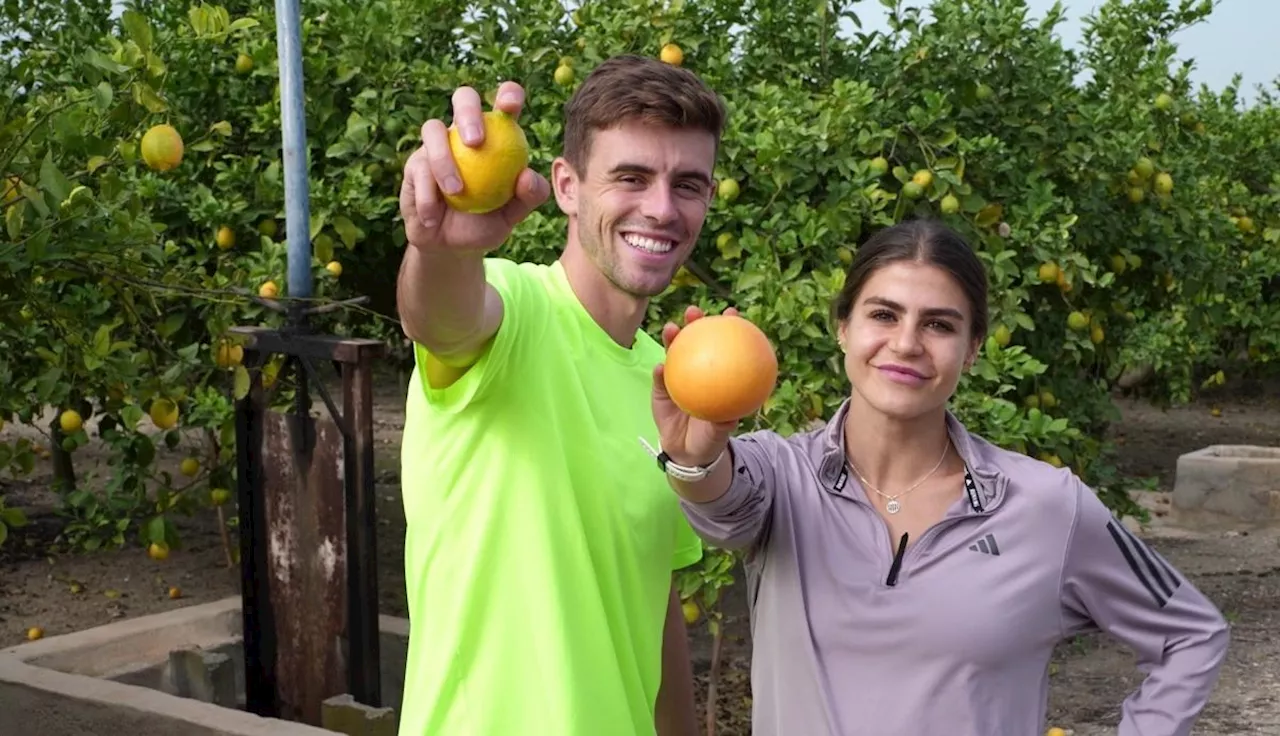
[841,392,955,494]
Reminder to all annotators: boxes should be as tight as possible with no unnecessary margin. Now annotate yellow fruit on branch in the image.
[59,409,82,434]
[215,341,244,368]
[215,225,235,250]
[235,53,253,74]
[325,261,343,277]
[148,542,170,561]
[682,600,700,625]
[180,457,200,477]
[259,280,279,299]
[1037,262,1059,283]
[911,169,934,189]
[442,110,530,215]
[140,124,184,172]
[660,43,683,66]
[149,398,179,430]
[717,178,740,202]
[553,64,574,86]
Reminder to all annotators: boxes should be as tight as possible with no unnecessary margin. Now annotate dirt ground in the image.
[2,372,1279,735]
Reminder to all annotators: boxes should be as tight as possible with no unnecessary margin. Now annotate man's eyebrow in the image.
[864,296,965,320]
[606,163,713,186]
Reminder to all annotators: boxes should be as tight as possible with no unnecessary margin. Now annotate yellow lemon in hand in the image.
[443,111,529,215]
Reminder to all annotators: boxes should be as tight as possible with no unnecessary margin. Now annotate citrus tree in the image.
[3,0,1278,726]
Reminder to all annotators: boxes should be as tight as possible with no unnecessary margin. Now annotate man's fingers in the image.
[724,306,740,317]
[498,168,550,228]
[450,86,485,146]
[684,305,705,324]
[661,321,680,349]
[492,81,525,119]
[652,363,671,399]
[421,119,462,197]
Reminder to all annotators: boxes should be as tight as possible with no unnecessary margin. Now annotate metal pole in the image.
[275,0,312,319]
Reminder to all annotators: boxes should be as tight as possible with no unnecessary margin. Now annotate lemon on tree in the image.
[1154,172,1173,195]
[992,324,1012,347]
[148,542,170,561]
[235,53,253,74]
[869,156,889,175]
[717,177,740,202]
[59,409,82,434]
[911,169,934,189]
[326,261,343,276]
[443,110,530,215]
[1038,262,1059,283]
[259,280,279,299]
[1068,311,1089,331]
[682,599,700,625]
[140,124,184,172]
[940,193,960,214]
[215,341,243,368]
[211,488,232,506]
[660,43,683,66]
[554,63,574,86]
[215,225,235,250]
[150,398,179,430]
[180,457,200,476]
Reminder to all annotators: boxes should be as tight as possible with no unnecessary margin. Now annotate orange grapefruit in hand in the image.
[663,314,778,423]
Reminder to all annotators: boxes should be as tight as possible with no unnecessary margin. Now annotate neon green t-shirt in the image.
[397,257,703,736]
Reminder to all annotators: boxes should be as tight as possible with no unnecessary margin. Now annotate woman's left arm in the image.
[1059,480,1230,736]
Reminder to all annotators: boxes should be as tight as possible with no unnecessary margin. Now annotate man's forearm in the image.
[395,244,491,355]
[656,583,699,736]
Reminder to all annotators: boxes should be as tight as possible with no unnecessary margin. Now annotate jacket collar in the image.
[815,398,1008,510]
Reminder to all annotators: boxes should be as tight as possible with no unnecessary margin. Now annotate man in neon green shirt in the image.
[394,55,728,735]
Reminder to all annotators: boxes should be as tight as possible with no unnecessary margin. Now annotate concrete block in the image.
[321,694,397,736]
[1173,445,1280,528]
[169,648,237,708]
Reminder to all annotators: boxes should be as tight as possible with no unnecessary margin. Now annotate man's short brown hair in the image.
[562,54,727,173]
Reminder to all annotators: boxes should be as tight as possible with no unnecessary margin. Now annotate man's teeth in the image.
[623,234,674,253]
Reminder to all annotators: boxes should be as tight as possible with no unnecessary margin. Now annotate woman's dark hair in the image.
[830,219,989,340]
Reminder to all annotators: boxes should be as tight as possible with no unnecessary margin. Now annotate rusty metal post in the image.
[230,326,385,725]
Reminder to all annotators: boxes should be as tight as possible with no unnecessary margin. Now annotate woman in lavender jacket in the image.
[646,219,1229,736]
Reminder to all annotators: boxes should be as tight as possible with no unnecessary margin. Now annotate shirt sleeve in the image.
[1060,480,1230,736]
[677,432,781,553]
[412,258,547,414]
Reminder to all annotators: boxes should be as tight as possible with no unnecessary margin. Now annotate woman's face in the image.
[838,260,980,422]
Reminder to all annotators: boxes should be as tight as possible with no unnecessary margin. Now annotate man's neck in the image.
[558,241,649,349]
[842,393,954,493]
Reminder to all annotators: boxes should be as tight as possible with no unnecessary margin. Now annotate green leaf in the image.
[93,325,112,357]
[93,82,113,110]
[210,120,233,137]
[121,10,153,53]
[83,49,129,74]
[228,17,260,33]
[132,82,167,113]
[147,515,166,545]
[156,312,185,338]
[1,507,28,528]
[233,365,251,400]
[0,522,7,546]
[332,216,361,248]
[39,154,73,202]
[5,201,23,240]
[189,5,209,36]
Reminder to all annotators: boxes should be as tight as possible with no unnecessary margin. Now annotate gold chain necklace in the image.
[848,441,950,515]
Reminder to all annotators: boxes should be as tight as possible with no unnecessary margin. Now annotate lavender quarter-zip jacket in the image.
[678,400,1230,736]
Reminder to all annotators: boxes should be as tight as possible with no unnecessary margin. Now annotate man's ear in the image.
[551,157,579,216]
